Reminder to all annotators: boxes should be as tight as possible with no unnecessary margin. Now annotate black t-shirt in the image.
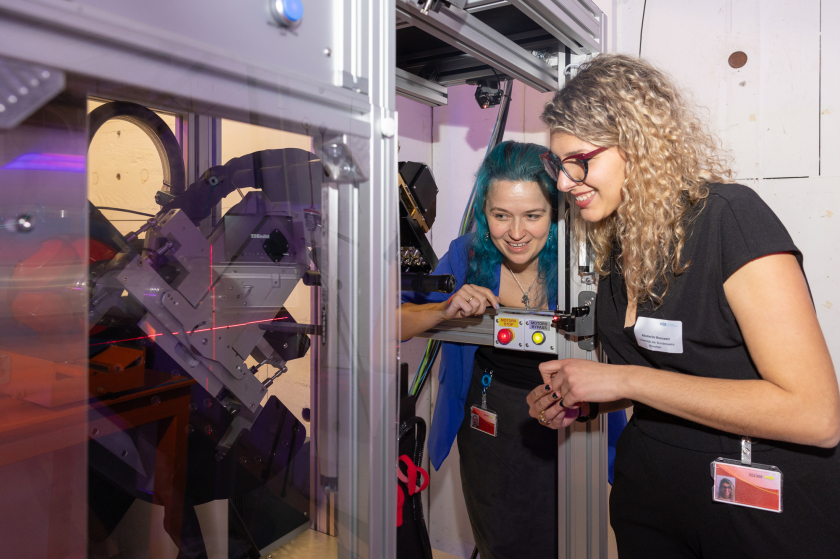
[474,345,553,390]
[597,184,803,453]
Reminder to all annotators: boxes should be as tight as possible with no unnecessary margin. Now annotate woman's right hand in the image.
[441,284,499,320]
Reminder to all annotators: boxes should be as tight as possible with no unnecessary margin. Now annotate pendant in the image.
[521,294,530,308]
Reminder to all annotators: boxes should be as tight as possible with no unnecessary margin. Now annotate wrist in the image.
[575,401,599,423]
[437,299,452,321]
[618,365,638,401]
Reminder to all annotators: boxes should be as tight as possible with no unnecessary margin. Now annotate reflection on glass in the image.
[0,90,89,559]
[85,101,323,558]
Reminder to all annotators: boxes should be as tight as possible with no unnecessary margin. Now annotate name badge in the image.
[711,459,783,513]
[634,317,683,354]
[470,406,498,437]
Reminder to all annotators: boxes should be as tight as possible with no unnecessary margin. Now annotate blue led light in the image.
[2,153,85,172]
[283,0,303,22]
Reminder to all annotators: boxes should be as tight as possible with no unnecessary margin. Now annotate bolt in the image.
[204,425,213,435]
[283,343,288,349]
[186,424,195,434]
[324,48,331,57]
[202,338,208,345]
[151,395,161,405]
[91,428,99,436]
[121,450,128,457]
[122,276,128,282]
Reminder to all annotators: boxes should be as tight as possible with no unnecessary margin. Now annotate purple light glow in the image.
[2,153,85,172]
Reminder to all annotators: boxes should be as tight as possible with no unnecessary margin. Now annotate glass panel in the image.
[84,102,326,557]
[0,86,89,559]
[0,2,389,550]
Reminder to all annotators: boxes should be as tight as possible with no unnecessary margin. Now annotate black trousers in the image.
[610,419,840,559]
[457,362,558,559]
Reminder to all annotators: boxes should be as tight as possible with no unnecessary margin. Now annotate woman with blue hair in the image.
[401,140,625,558]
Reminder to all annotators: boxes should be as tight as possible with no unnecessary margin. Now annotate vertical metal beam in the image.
[188,113,221,237]
[558,201,608,558]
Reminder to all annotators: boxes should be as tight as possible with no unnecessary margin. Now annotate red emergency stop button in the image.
[497,328,514,345]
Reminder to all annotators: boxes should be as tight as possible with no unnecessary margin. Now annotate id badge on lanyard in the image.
[470,368,498,437]
[711,437,783,513]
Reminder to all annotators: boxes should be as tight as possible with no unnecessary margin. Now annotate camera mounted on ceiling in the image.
[473,77,504,109]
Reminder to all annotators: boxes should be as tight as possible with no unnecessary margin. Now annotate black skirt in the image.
[457,349,557,559]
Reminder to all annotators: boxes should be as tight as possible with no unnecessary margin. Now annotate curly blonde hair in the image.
[541,54,733,305]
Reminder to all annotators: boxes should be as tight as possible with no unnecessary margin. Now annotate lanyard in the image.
[480,368,493,410]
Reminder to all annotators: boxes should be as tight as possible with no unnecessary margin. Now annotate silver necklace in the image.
[505,264,538,309]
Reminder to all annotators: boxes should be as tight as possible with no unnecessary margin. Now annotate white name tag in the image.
[634,317,683,354]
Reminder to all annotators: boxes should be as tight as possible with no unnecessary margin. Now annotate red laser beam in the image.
[90,316,289,347]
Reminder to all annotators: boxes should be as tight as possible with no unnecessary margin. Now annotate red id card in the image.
[711,459,783,513]
[470,406,498,437]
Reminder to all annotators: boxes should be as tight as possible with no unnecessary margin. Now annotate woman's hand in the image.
[441,284,499,320]
[527,359,628,429]
[538,359,628,408]
[526,381,582,429]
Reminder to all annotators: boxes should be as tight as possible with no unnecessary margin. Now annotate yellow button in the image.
[532,331,545,345]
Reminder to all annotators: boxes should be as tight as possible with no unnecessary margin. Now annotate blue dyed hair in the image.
[466,141,559,308]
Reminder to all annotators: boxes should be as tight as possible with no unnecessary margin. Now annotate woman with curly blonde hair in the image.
[527,54,840,557]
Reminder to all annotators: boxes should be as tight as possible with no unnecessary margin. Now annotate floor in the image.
[262,527,612,559]
[261,529,465,559]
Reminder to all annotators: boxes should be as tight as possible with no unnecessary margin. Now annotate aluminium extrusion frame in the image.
[506,0,603,54]
[0,0,399,556]
[557,200,609,559]
[395,0,558,93]
[396,67,449,106]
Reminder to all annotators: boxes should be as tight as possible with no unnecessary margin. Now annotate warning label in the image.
[526,320,549,331]
[498,318,519,328]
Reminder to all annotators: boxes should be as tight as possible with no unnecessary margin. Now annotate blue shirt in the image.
[402,234,626,481]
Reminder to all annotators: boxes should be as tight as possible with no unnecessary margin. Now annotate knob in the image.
[497,328,514,345]
[269,0,303,27]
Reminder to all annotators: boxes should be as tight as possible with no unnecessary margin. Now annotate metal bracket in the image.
[341,71,369,95]
[318,141,367,183]
[552,290,596,349]
[0,56,65,130]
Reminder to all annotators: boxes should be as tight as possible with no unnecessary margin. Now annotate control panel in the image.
[493,311,558,355]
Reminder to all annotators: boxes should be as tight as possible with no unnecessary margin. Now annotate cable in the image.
[409,79,514,398]
[639,0,648,57]
[96,206,156,218]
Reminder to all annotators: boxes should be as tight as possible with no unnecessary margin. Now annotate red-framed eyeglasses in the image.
[539,146,610,183]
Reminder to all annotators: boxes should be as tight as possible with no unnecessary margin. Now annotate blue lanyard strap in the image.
[480,368,493,409]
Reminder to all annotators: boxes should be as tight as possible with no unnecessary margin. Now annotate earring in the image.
[548,231,553,242]
[485,231,489,240]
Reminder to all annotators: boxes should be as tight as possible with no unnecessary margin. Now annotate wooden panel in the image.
[759,176,840,368]
[757,0,820,178]
[630,0,819,179]
[821,0,840,177]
